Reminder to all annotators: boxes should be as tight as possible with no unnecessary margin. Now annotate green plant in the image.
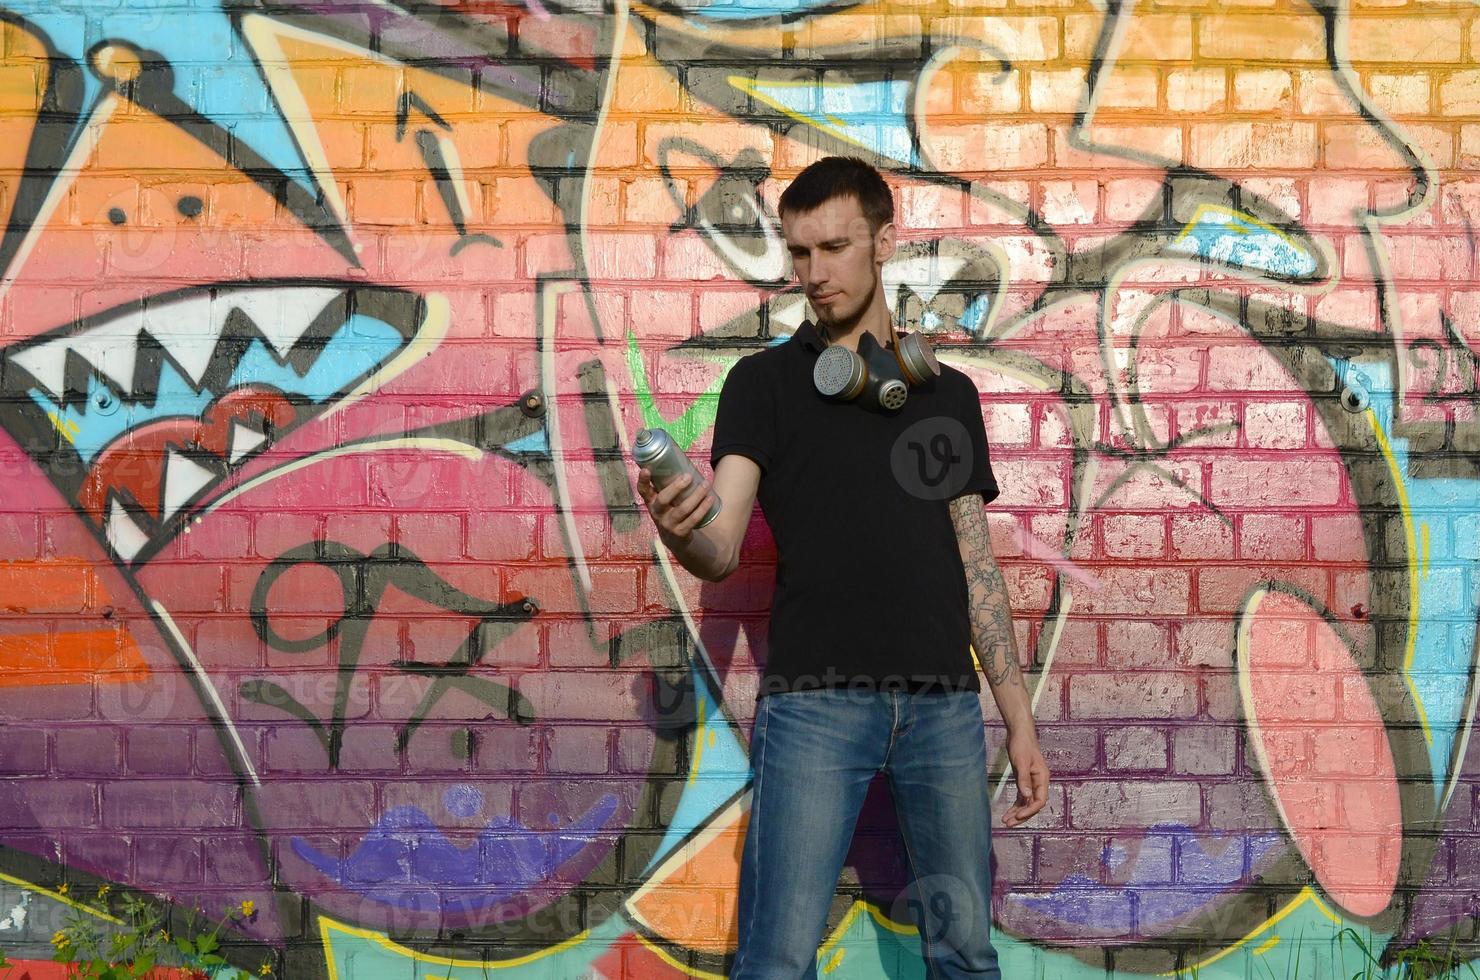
[49,885,256,979]
[1335,926,1480,980]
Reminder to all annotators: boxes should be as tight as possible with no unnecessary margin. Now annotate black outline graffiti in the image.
[245,540,538,769]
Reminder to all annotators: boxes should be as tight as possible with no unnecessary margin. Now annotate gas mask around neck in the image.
[812,321,941,411]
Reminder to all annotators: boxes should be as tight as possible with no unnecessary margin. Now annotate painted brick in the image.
[1191,121,1320,170]
[1166,69,1228,113]
[103,781,241,831]
[1198,16,1326,61]
[1347,17,1463,63]
[1028,69,1087,113]
[0,727,47,774]
[1095,68,1159,110]
[1039,180,1098,225]
[1101,513,1168,559]
[126,727,195,776]
[134,835,203,884]
[1233,69,1293,112]
[1239,513,1307,562]
[1242,401,1308,449]
[1103,727,1169,771]
[1104,621,1172,670]
[1068,673,1199,719]
[1208,458,1343,507]
[1173,726,1237,776]
[1069,780,1200,829]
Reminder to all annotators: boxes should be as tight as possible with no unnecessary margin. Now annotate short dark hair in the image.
[777,156,894,234]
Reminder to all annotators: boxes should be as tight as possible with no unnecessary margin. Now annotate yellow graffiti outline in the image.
[319,915,594,978]
[0,873,123,924]
[814,899,918,974]
[1367,407,1432,745]
[1170,204,1314,273]
[46,410,79,443]
[725,76,878,155]
[689,693,716,788]
[630,930,728,979]
[1161,887,1342,975]
[1253,936,1280,956]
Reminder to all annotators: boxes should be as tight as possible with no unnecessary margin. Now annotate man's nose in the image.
[806,254,829,286]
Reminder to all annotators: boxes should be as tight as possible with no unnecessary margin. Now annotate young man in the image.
[636,156,1049,978]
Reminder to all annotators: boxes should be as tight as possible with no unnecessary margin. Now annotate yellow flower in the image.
[238,899,256,918]
[95,884,111,899]
[51,930,67,947]
[55,883,69,896]
[259,964,273,976]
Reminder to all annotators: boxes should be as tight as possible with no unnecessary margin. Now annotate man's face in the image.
[781,194,895,332]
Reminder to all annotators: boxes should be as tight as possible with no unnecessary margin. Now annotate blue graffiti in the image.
[291,793,620,910]
[641,669,752,875]
[1334,360,1480,799]
[6,3,309,185]
[1018,824,1283,933]
[737,78,918,167]
[688,0,841,19]
[1166,207,1317,279]
[502,429,550,455]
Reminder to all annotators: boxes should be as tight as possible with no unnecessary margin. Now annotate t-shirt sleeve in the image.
[952,374,1000,505]
[708,356,776,474]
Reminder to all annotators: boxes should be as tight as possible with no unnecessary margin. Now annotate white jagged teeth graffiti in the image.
[141,292,218,387]
[62,309,147,396]
[105,498,150,563]
[7,308,147,401]
[140,286,348,387]
[227,420,268,464]
[160,448,219,522]
[9,286,352,401]
[219,286,347,358]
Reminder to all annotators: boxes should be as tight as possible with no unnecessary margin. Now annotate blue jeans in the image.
[731,688,1002,979]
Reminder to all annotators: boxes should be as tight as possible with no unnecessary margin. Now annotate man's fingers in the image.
[677,480,712,520]
[674,490,716,535]
[657,472,693,506]
[1033,763,1051,804]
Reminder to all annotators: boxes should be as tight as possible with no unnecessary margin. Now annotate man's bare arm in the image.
[949,493,1050,825]
[949,494,1033,730]
[639,454,761,582]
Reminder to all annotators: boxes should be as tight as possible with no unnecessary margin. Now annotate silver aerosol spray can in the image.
[632,427,721,528]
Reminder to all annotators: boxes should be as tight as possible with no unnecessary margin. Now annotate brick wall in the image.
[0,0,1476,976]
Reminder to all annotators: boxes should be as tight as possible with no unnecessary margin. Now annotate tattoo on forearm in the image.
[949,495,1025,690]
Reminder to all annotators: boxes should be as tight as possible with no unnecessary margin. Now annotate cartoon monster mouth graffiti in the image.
[0,281,425,562]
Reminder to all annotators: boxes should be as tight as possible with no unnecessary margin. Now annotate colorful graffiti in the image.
[0,0,1478,975]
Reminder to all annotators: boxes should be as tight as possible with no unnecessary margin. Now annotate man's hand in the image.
[637,467,717,543]
[1001,730,1050,827]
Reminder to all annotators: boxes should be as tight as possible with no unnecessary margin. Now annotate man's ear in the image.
[874,221,897,265]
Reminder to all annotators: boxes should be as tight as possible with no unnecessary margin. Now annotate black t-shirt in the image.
[708,319,1000,699]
